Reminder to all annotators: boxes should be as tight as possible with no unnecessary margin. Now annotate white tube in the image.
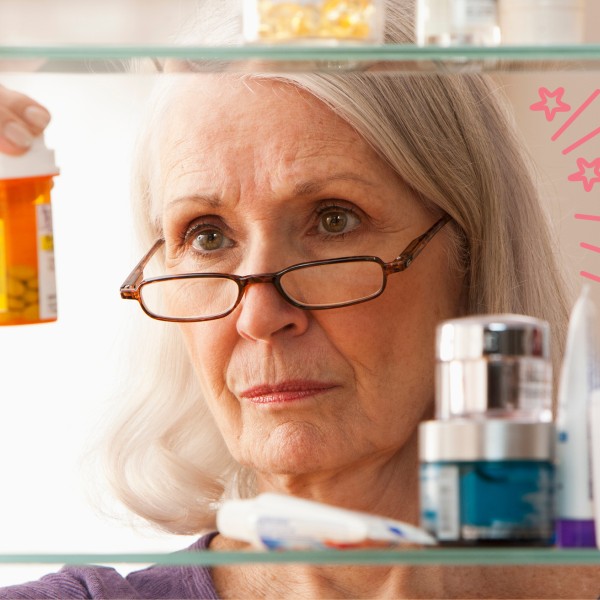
[555,285,600,547]
[589,389,600,549]
[216,493,436,550]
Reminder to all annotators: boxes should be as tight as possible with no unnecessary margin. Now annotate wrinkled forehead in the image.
[153,73,345,147]
[147,73,375,209]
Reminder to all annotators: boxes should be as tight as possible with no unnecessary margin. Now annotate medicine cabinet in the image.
[2,22,600,578]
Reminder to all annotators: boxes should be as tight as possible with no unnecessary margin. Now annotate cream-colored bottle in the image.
[0,136,59,325]
[416,0,501,46]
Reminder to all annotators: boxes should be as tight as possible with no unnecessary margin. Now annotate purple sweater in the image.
[0,533,219,599]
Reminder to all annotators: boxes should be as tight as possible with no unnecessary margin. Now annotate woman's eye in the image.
[318,208,360,235]
[190,228,229,252]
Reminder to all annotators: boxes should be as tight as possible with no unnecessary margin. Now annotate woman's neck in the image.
[253,427,422,525]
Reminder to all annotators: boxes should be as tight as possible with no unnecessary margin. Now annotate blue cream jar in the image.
[419,419,555,545]
[419,315,555,546]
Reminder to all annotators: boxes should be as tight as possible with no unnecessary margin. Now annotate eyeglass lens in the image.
[140,260,385,320]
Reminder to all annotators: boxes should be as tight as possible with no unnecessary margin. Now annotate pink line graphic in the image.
[581,242,600,254]
[552,89,600,141]
[575,214,600,221]
[582,271,600,283]
[563,126,600,155]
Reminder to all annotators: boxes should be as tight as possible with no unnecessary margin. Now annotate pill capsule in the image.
[253,0,377,41]
[7,277,26,298]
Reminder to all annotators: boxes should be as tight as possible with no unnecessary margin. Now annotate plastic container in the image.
[419,420,555,545]
[435,314,552,422]
[555,285,600,547]
[589,389,600,549]
[0,136,59,325]
[419,314,555,545]
[217,492,435,550]
[499,0,584,45]
[243,0,386,45]
[416,0,501,46]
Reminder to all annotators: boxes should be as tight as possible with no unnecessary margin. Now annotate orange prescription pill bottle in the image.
[0,135,59,325]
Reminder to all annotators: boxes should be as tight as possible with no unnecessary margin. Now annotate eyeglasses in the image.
[120,214,452,322]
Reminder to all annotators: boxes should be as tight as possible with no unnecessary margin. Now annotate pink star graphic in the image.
[568,157,600,192]
[530,87,571,122]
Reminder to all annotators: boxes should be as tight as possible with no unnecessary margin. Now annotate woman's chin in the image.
[236,421,344,476]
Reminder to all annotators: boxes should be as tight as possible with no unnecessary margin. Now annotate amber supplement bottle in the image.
[243,0,386,44]
[0,136,59,325]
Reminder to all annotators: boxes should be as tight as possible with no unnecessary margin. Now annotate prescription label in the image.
[35,203,57,320]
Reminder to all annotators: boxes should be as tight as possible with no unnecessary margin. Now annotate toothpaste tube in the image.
[555,285,600,547]
[216,492,436,550]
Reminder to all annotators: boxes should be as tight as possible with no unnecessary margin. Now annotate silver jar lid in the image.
[419,420,555,462]
[437,314,549,362]
[435,314,552,420]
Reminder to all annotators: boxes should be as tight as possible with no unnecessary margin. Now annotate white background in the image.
[0,73,197,585]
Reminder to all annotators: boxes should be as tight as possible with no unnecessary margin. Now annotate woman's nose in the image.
[235,280,310,342]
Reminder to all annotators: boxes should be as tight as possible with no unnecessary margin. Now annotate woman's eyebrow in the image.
[293,173,377,197]
[165,193,222,210]
[164,173,376,210]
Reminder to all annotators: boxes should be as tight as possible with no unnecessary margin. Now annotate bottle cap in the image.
[437,314,549,362]
[435,314,552,420]
[0,135,59,180]
[216,499,256,544]
[419,420,555,462]
[556,519,596,548]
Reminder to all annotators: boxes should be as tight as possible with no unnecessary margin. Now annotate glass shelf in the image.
[0,548,599,567]
[2,44,600,73]
[2,37,600,573]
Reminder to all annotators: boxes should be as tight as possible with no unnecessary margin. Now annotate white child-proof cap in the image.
[0,135,59,180]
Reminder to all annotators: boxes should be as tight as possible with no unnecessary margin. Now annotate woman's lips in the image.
[239,381,337,404]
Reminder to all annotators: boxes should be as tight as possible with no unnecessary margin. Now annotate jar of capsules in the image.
[0,135,59,325]
[243,0,386,44]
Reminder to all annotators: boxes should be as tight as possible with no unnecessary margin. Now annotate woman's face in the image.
[157,76,464,480]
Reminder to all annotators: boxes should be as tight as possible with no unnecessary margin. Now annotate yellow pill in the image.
[27,278,39,291]
[23,289,39,305]
[321,0,373,38]
[8,264,36,282]
[7,277,26,298]
[8,297,25,311]
[260,2,320,39]
[22,304,39,321]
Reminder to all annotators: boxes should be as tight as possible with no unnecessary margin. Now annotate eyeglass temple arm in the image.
[387,214,452,273]
[120,239,165,299]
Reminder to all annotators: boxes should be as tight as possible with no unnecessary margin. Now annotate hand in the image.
[0,85,51,155]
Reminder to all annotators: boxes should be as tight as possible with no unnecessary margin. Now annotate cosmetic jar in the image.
[419,314,555,545]
[420,420,555,544]
[436,313,552,422]
[499,0,584,45]
[0,136,59,325]
[243,0,386,44]
[416,0,501,46]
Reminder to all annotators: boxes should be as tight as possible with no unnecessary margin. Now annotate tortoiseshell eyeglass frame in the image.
[119,214,452,322]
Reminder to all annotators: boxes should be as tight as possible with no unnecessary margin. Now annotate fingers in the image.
[0,84,51,156]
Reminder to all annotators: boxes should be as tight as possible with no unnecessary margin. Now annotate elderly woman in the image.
[1,2,597,598]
